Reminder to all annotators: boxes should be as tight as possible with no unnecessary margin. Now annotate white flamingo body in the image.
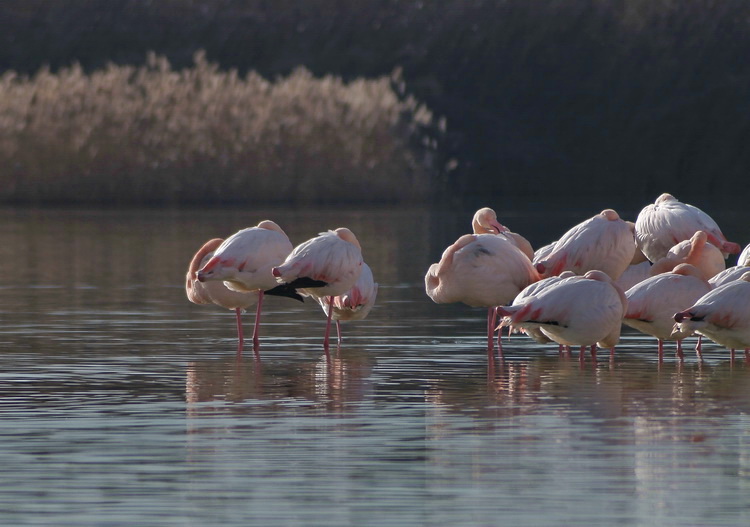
[425,234,539,307]
[186,238,259,352]
[739,244,750,267]
[635,193,740,261]
[673,273,750,351]
[506,271,577,343]
[273,228,364,351]
[615,261,652,292]
[623,264,710,345]
[709,266,750,288]
[498,270,627,349]
[197,220,293,292]
[534,209,636,280]
[649,231,725,280]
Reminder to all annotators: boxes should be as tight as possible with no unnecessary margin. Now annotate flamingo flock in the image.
[425,193,749,362]
[187,192,749,364]
[186,222,376,357]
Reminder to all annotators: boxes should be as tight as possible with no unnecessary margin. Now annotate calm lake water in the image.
[1,205,749,526]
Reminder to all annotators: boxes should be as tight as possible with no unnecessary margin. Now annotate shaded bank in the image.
[2,0,750,206]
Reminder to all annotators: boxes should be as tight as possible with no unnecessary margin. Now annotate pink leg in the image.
[336,320,342,346]
[323,296,334,353]
[745,349,750,363]
[486,308,496,353]
[731,348,736,362]
[657,339,664,362]
[590,344,597,360]
[234,307,244,354]
[695,335,703,361]
[252,291,264,354]
[676,339,684,361]
[579,345,586,362]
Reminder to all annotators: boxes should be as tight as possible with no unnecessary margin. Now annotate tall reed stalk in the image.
[0,51,440,205]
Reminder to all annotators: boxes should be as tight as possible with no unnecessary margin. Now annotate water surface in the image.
[1,206,749,526]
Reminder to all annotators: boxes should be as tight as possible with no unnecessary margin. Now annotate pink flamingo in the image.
[648,231,725,280]
[272,228,364,352]
[316,262,378,345]
[196,220,297,354]
[471,207,534,260]
[623,263,711,360]
[709,265,750,288]
[534,209,636,280]
[425,233,540,357]
[497,270,627,359]
[634,193,741,261]
[186,238,259,353]
[673,272,750,361]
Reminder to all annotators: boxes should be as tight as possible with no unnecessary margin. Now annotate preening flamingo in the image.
[272,228,364,352]
[534,209,636,280]
[623,263,711,360]
[425,233,540,357]
[497,270,627,358]
[316,262,378,345]
[673,272,750,360]
[648,231,725,280]
[634,193,741,261]
[186,238,259,353]
[196,220,297,354]
[471,207,534,260]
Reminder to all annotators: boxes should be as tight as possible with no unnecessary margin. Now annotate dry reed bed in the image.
[0,51,438,205]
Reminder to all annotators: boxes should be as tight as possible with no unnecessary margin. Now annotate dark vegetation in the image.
[2,0,750,207]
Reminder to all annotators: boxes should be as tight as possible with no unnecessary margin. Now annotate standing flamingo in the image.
[272,228,364,353]
[471,207,534,260]
[497,270,627,359]
[196,220,297,354]
[186,238,259,352]
[316,262,378,345]
[634,193,741,261]
[648,231,725,280]
[673,272,750,361]
[534,209,636,280]
[425,233,540,357]
[622,263,711,360]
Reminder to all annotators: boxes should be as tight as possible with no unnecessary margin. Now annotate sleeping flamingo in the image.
[471,207,534,260]
[186,238,259,353]
[709,265,750,288]
[673,272,750,361]
[623,263,711,360]
[739,243,750,266]
[425,233,540,357]
[634,193,741,261]
[497,270,627,359]
[272,228,364,352]
[534,209,636,280]
[648,231,725,280]
[196,220,297,354]
[316,262,378,345]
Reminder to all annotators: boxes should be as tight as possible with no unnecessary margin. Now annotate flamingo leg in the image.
[336,320,342,346]
[745,349,750,363]
[235,307,244,354]
[486,308,496,353]
[252,290,264,354]
[590,344,597,360]
[730,348,736,362]
[323,296,334,352]
[695,335,703,361]
[676,339,684,361]
[657,339,664,362]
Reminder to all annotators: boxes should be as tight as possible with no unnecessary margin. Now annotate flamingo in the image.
[471,207,534,260]
[186,238,259,352]
[673,272,750,361]
[709,265,750,288]
[196,220,298,354]
[738,243,750,266]
[316,262,378,345]
[534,209,636,280]
[272,228,364,352]
[622,263,711,360]
[425,233,540,357]
[634,193,741,261]
[648,231,725,280]
[497,270,627,359]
